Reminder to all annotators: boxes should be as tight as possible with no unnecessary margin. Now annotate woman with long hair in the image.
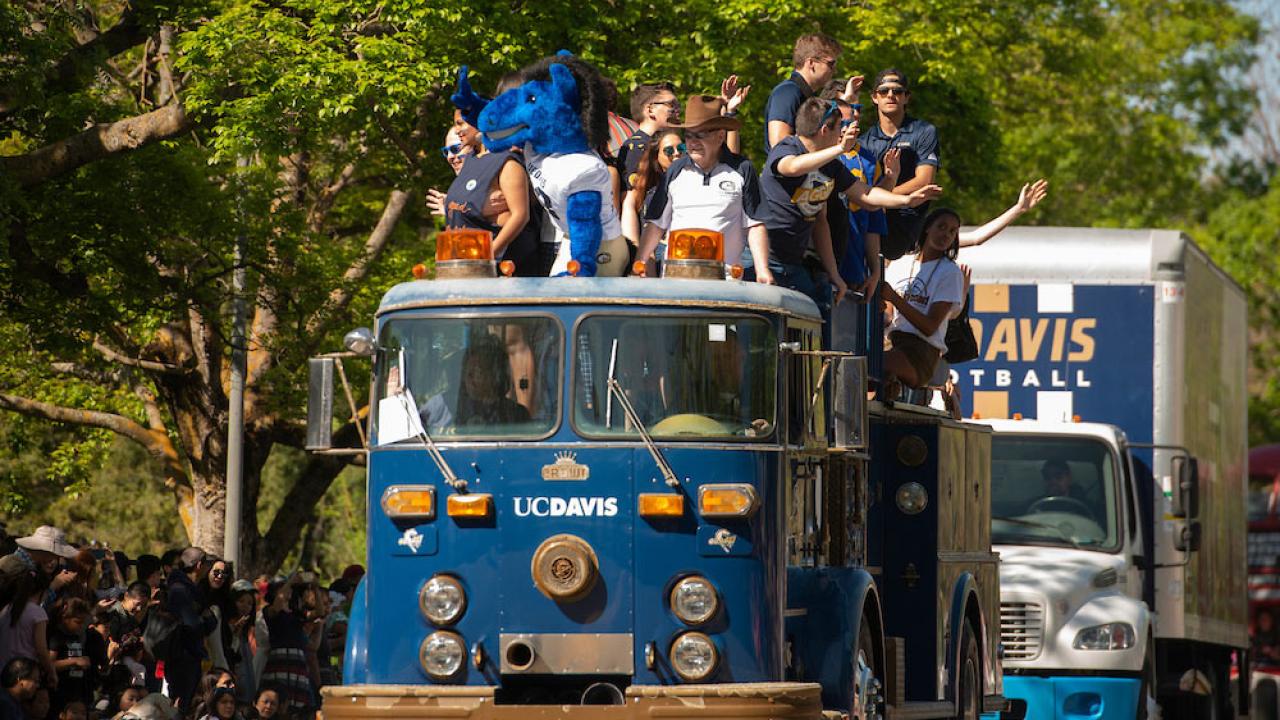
[880,208,968,397]
[0,569,57,688]
[200,558,235,673]
[621,129,682,257]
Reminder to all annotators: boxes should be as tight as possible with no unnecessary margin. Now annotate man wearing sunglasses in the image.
[617,82,679,191]
[637,96,772,283]
[860,68,940,260]
[764,33,857,154]
[757,97,941,317]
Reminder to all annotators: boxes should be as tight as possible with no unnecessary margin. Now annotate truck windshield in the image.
[375,316,561,439]
[573,315,776,440]
[991,435,1120,551]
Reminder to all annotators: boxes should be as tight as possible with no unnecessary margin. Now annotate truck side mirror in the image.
[306,357,335,450]
[833,356,868,451]
[1172,456,1200,519]
[1174,520,1202,552]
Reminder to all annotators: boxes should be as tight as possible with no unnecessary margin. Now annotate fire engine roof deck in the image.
[376,277,823,321]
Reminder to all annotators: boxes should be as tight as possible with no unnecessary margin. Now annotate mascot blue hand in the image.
[564,190,603,276]
[477,63,586,154]
[450,65,490,129]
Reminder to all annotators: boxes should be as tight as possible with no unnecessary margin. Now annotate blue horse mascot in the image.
[476,56,627,277]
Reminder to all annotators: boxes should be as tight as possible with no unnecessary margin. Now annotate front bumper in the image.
[320,683,824,719]
[1001,675,1140,720]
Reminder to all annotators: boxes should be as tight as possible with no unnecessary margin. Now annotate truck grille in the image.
[1001,601,1044,660]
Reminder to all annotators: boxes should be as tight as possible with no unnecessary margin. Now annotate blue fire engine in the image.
[305,229,1004,719]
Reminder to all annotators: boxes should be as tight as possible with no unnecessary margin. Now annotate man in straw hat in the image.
[637,94,773,282]
[0,525,77,581]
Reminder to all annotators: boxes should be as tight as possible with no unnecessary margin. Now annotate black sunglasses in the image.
[662,143,687,158]
[876,86,907,97]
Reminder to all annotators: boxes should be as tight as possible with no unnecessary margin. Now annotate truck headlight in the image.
[1073,622,1135,650]
[670,576,719,625]
[420,631,465,679]
[895,482,928,515]
[670,632,718,681]
[419,575,466,626]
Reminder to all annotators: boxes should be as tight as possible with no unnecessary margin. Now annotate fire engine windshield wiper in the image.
[992,515,1080,549]
[396,391,466,491]
[604,339,680,488]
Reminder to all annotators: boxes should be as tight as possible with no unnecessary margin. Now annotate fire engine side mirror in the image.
[1174,520,1202,553]
[306,357,335,450]
[1172,456,1199,519]
[833,356,868,451]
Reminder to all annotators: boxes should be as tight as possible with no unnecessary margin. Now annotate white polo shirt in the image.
[644,152,764,266]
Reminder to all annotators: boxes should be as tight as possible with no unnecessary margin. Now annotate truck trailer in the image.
[952,227,1249,719]
[305,229,1004,719]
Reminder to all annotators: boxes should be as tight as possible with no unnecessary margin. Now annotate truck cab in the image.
[982,419,1155,719]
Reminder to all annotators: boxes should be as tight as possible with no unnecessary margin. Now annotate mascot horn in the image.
[477,55,627,277]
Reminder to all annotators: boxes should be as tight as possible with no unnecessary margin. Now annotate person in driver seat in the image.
[456,332,531,428]
[1036,460,1092,511]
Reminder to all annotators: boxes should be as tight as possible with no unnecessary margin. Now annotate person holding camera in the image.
[162,548,215,712]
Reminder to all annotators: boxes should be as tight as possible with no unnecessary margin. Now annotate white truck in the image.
[952,228,1249,720]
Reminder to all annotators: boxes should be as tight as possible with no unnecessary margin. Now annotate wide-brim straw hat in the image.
[672,95,740,133]
[16,525,77,559]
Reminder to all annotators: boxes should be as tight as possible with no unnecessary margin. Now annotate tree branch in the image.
[92,339,187,374]
[0,103,192,187]
[0,5,154,119]
[304,188,411,337]
[0,391,180,478]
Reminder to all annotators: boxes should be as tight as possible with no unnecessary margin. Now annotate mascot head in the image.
[478,55,608,155]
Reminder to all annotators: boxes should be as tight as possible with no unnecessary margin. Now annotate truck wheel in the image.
[851,618,883,720]
[955,620,980,720]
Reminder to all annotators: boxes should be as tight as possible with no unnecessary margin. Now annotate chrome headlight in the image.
[419,575,466,626]
[1073,622,1135,650]
[420,631,465,679]
[895,482,928,515]
[670,576,719,625]
[670,632,718,681]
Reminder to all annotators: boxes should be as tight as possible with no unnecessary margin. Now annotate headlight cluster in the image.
[1073,622,1135,651]
[419,575,468,679]
[668,575,721,681]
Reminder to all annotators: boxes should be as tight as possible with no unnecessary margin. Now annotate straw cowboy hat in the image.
[16,525,77,559]
[673,95,740,133]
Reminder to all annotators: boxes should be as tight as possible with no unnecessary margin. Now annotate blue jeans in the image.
[747,260,833,323]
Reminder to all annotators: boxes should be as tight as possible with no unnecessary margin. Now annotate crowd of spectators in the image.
[433,33,1047,408]
[0,526,362,720]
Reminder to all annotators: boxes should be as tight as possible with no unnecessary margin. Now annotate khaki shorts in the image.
[889,331,942,387]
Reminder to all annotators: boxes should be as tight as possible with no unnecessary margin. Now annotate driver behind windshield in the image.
[456,332,531,427]
[1034,459,1098,521]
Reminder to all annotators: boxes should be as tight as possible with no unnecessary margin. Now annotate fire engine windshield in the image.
[374,316,561,440]
[573,315,776,440]
[990,435,1120,551]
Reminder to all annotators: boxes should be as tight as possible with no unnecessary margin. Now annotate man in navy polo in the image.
[763,33,855,154]
[756,97,941,319]
[860,68,940,260]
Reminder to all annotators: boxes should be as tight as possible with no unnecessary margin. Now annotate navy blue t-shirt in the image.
[763,71,813,154]
[759,136,855,265]
[445,150,538,264]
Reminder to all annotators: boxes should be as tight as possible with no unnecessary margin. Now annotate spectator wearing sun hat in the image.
[637,95,771,281]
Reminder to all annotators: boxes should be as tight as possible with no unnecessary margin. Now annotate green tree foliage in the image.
[0,0,1263,573]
